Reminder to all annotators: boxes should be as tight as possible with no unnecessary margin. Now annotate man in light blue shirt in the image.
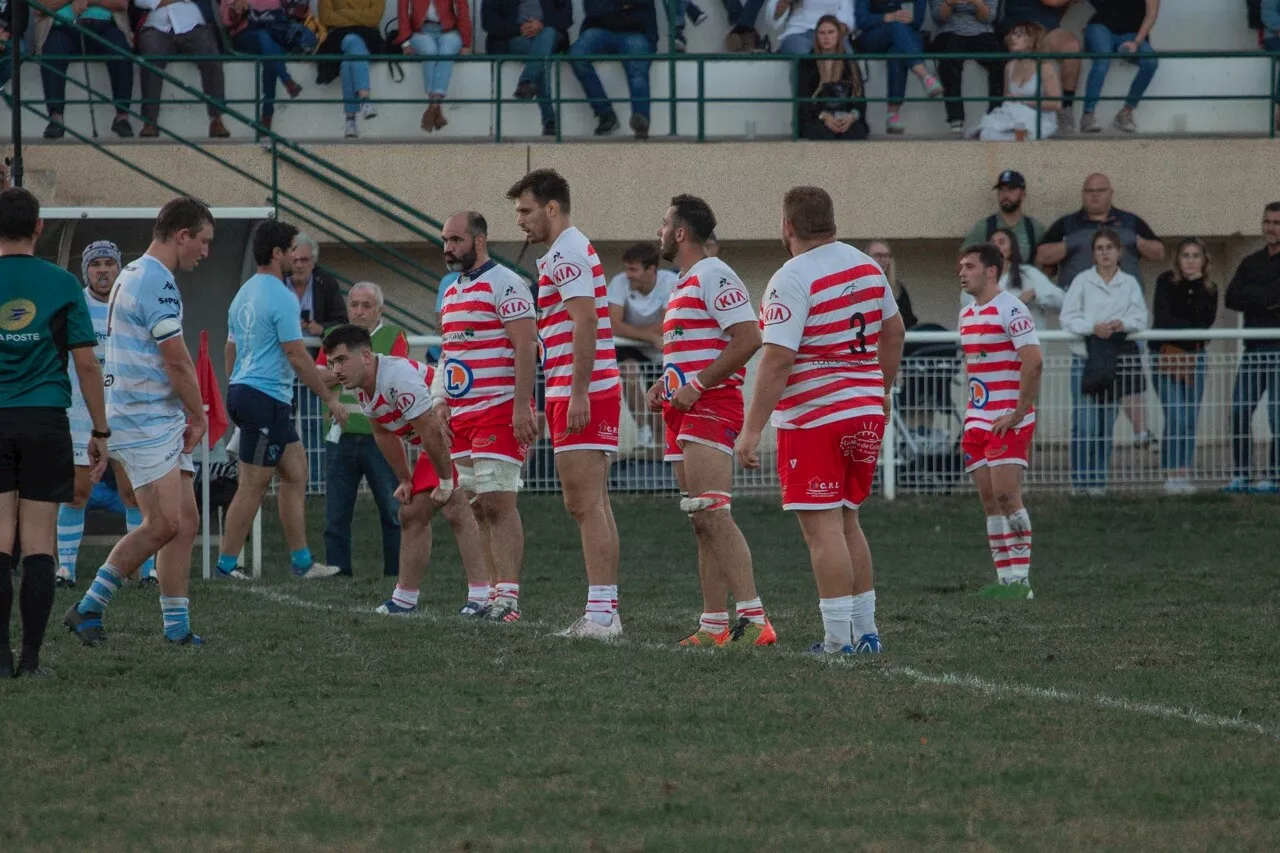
[217,221,347,581]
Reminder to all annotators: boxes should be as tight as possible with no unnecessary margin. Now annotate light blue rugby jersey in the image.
[105,254,187,449]
[67,288,111,447]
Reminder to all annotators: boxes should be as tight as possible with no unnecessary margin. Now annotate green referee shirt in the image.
[0,255,97,409]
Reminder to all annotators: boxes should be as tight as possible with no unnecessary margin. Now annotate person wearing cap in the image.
[963,170,1046,264]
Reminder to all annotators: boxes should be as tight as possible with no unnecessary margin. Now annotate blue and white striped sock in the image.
[126,507,156,579]
[57,504,86,581]
[77,564,124,615]
[159,595,191,641]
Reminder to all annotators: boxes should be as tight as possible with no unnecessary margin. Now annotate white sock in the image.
[735,597,766,625]
[495,582,520,602]
[851,590,878,638]
[392,586,419,608]
[987,515,1013,583]
[467,584,492,604]
[699,611,730,635]
[1006,508,1032,583]
[586,585,613,624]
[818,596,854,651]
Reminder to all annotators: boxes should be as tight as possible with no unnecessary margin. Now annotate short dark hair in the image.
[154,196,214,242]
[322,323,373,355]
[1092,227,1122,252]
[464,211,488,237]
[1265,201,1280,215]
[251,220,300,266]
[960,242,1005,278]
[620,243,660,268]
[0,187,40,241]
[506,168,570,213]
[670,194,717,244]
[783,186,837,241]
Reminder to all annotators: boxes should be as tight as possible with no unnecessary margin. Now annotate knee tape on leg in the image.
[679,490,731,514]
[471,458,524,494]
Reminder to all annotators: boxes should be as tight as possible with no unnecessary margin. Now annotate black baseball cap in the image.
[994,170,1026,190]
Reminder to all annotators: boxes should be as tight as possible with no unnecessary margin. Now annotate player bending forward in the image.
[322,325,483,616]
[958,243,1043,599]
[645,194,773,647]
[736,187,905,655]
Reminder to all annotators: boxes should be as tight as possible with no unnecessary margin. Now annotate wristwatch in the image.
[91,428,111,439]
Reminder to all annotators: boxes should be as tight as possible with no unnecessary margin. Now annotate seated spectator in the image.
[1059,228,1149,495]
[1081,0,1159,134]
[1265,0,1280,132]
[483,0,573,137]
[607,242,677,449]
[40,0,134,139]
[928,0,1004,134]
[0,0,26,102]
[962,226,1063,329]
[796,15,868,140]
[134,0,229,138]
[668,0,707,52]
[395,0,472,133]
[1150,238,1217,495]
[722,0,766,52]
[769,0,853,55]
[998,0,1079,132]
[317,0,384,138]
[568,0,658,140]
[972,21,1060,140]
[867,240,917,328]
[854,0,943,134]
[963,170,1045,263]
[221,0,309,133]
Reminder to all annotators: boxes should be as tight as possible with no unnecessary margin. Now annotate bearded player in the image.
[736,187,905,655]
[643,194,772,648]
[432,211,538,622]
[507,169,623,639]
[958,243,1043,599]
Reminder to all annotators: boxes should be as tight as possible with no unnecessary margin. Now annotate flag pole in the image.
[202,404,211,580]
[252,508,262,578]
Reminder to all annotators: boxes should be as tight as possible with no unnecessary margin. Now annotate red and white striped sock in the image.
[1006,509,1032,583]
[699,611,730,635]
[735,597,766,625]
[392,586,419,609]
[987,515,1013,583]
[467,584,492,604]
[495,582,520,602]
[586,585,613,624]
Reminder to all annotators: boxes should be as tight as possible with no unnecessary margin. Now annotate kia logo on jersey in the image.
[499,297,533,319]
[550,262,582,287]
[396,392,417,413]
[714,288,749,311]
[443,359,474,398]
[660,363,686,400]
[761,303,792,325]
[1009,316,1034,336]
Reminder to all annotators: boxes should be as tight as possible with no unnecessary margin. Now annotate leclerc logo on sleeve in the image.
[1009,316,1034,336]
[550,262,582,287]
[761,303,792,325]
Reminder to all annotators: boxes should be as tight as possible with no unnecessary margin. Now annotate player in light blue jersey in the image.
[216,220,347,581]
[55,241,158,590]
[66,197,214,648]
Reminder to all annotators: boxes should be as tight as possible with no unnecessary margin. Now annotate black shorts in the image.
[615,346,658,365]
[0,408,74,502]
[228,384,299,468]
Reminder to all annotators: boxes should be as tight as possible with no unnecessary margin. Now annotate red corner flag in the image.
[197,330,229,447]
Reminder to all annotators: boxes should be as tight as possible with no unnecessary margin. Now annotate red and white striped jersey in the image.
[760,242,899,430]
[357,355,434,446]
[536,226,620,400]
[660,257,757,398]
[439,261,536,427]
[959,289,1040,431]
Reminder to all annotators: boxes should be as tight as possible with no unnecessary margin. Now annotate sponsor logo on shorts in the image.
[1009,316,1035,337]
[985,443,1009,459]
[660,363,686,400]
[598,422,619,440]
[805,477,840,499]
[969,378,990,409]
[550,262,583,287]
[0,299,37,332]
[840,430,881,463]
[761,303,792,325]
[714,287,749,311]
[499,297,533,319]
[443,359,474,398]
[789,459,797,469]
[476,434,498,448]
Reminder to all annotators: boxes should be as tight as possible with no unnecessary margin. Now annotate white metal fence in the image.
[283,329,1280,499]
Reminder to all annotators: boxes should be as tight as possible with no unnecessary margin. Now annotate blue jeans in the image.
[1083,26,1158,113]
[325,433,401,577]
[569,29,655,120]
[1070,356,1120,489]
[293,383,326,489]
[857,23,925,105]
[1152,353,1207,472]
[409,22,463,96]
[233,27,293,118]
[721,0,767,29]
[778,31,814,55]
[1266,36,1280,104]
[501,27,561,125]
[1230,350,1280,480]
[340,32,371,114]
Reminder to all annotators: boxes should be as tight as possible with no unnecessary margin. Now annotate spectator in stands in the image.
[0,0,26,104]
[568,0,658,139]
[291,233,348,487]
[929,0,1004,134]
[963,170,1045,263]
[961,227,1062,329]
[998,0,1080,133]
[317,0,384,138]
[607,243,677,448]
[796,15,869,140]
[1080,0,1159,134]
[483,0,573,137]
[867,240,917,328]
[1059,228,1149,495]
[854,0,944,134]
[668,0,708,52]
[722,0,766,52]
[1262,0,1280,132]
[39,0,134,139]
[770,0,853,54]
[220,0,308,133]
[972,21,1061,140]
[1150,238,1217,495]
[134,0,229,138]
[1223,201,1280,494]
[395,0,473,133]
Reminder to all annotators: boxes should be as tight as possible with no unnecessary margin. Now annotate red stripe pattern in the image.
[536,226,620,400]
[960,290,1039,431]
[355,355,434,446]
[660,257,757,397]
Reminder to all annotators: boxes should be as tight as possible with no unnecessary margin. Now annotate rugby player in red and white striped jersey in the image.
[957,242,1043,600]
[735,187,906,656]
[641,194,773,648]
[507,169,623,640]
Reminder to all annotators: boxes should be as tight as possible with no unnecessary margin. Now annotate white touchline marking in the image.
[230,586,1280,742]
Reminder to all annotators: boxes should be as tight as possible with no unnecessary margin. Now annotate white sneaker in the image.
[361,100,378,120]
[1163,478,1196,495]
[344,117,358,138]
[555,613,622,640]
[216,567,253,581]
[295,562,341,580]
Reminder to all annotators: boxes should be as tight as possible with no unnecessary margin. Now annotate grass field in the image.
[3,493,1280,851]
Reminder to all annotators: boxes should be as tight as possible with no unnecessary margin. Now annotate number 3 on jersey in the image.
[848,312,867,355]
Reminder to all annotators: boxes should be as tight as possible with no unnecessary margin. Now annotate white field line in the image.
[231,586,1280,742]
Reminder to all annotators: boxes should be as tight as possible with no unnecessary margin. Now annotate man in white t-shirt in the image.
[607,243,677,448]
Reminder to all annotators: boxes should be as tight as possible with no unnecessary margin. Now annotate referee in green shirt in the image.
[0,187,109,679]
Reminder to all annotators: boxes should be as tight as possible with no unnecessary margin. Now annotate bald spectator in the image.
[963,170,1046,264]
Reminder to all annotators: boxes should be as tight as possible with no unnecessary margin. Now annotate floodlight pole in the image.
[7,0,22,187]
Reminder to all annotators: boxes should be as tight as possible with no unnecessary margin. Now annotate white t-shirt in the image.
[608,269,677,360]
